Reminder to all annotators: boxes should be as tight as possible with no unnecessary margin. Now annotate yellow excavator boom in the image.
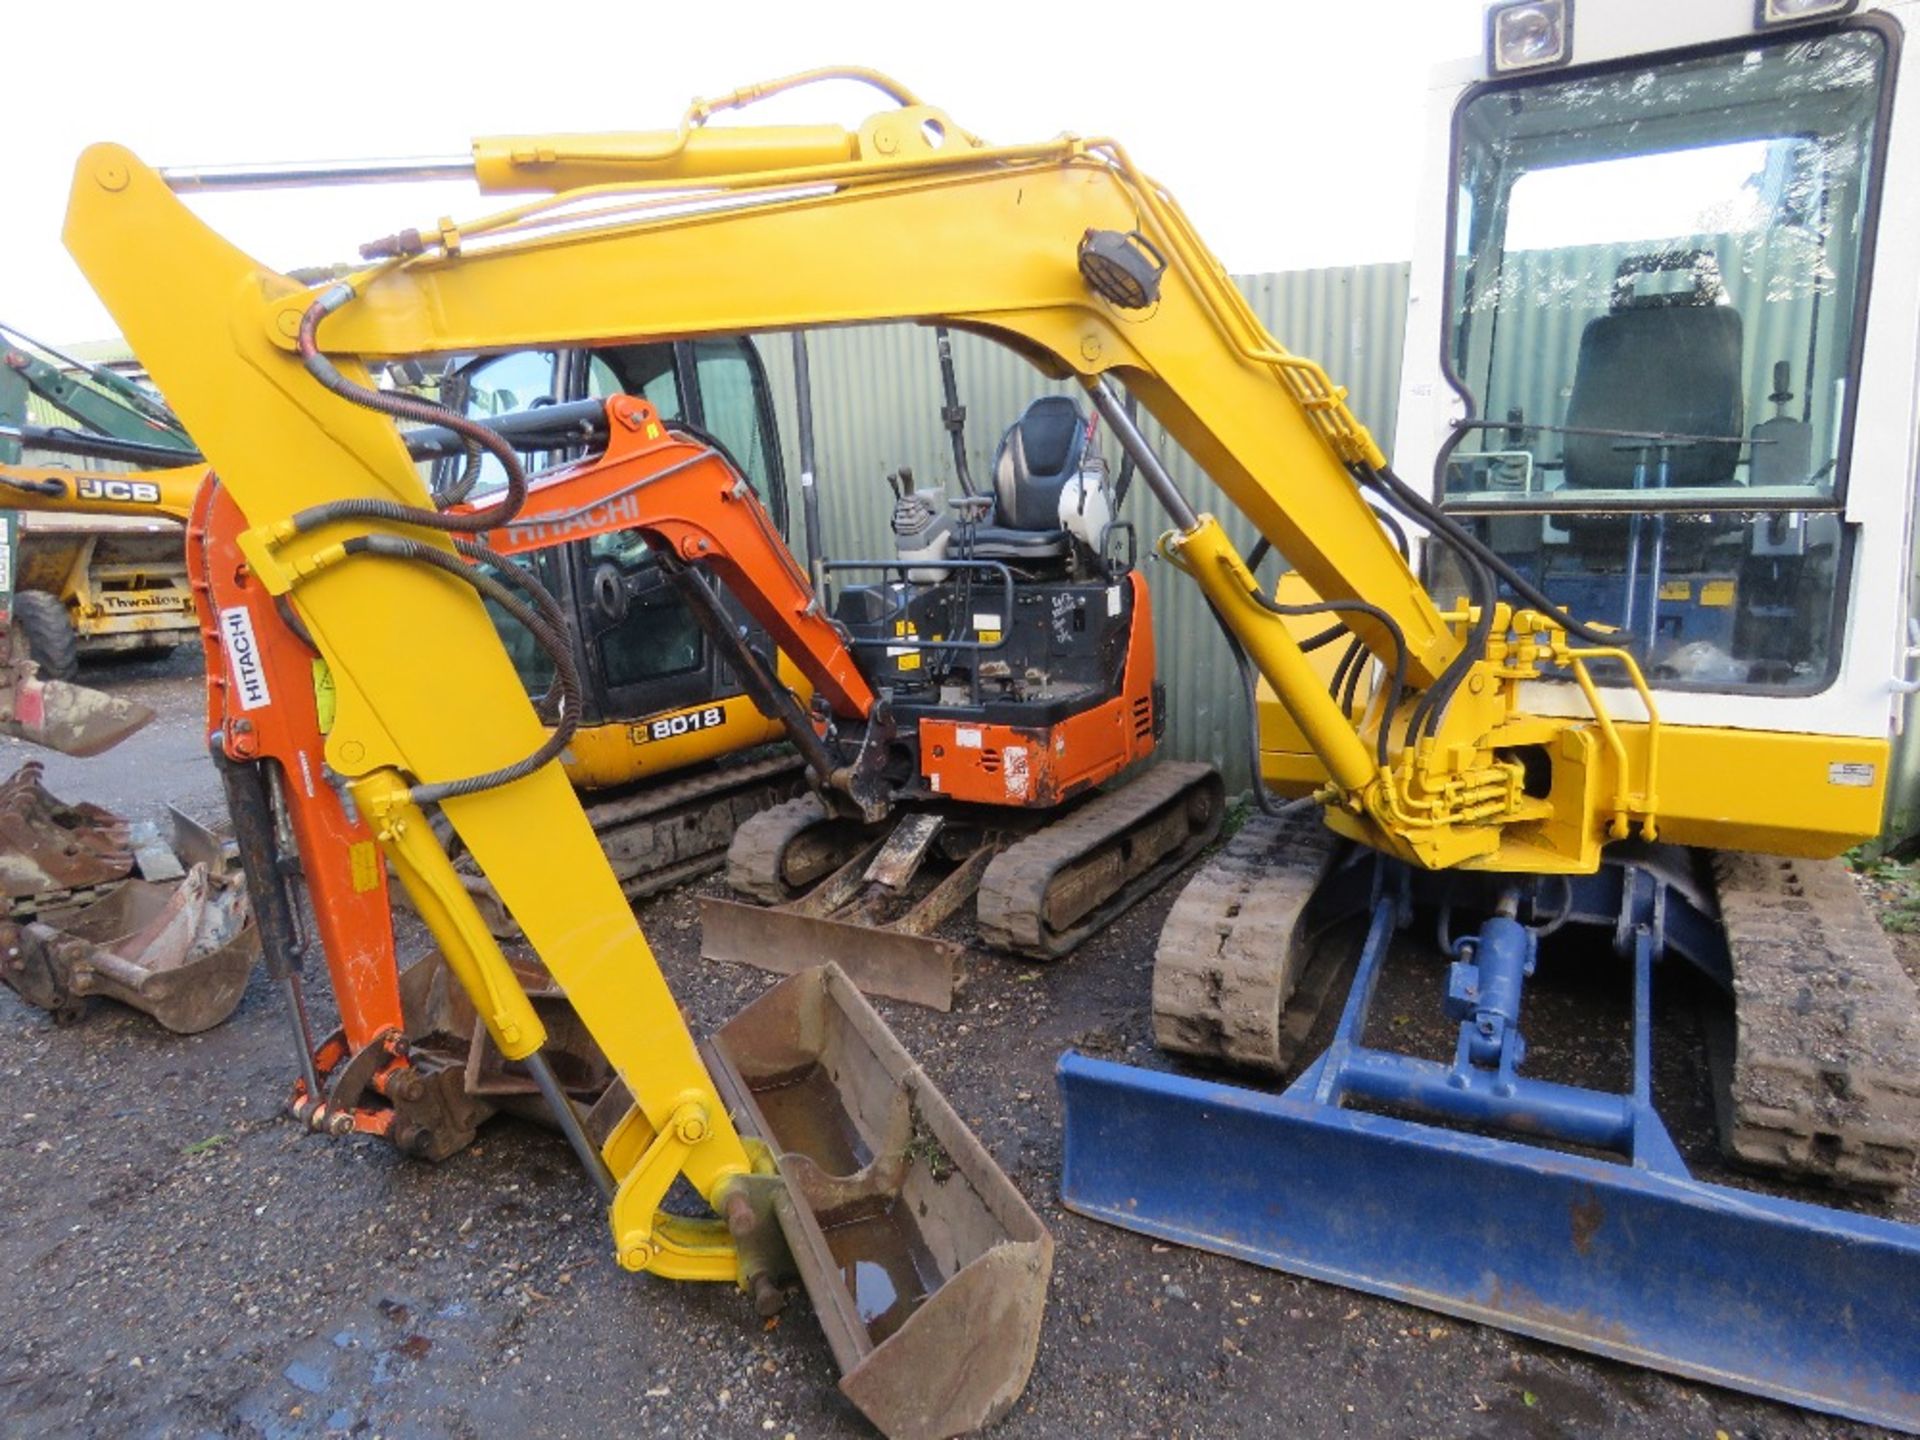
[69,80,1877,879]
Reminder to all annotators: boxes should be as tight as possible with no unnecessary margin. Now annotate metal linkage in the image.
[1296,883,1685,1172]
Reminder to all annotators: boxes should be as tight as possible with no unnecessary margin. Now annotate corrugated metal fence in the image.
[752,262,1413,790]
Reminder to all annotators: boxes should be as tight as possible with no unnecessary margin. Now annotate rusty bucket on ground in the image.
[709,964,1052,1440]
[0,865,259,1031]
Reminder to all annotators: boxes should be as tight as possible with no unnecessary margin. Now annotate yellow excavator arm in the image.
[64,76,1682,880]
[60,52,1825,1239]
[0,460,204,522]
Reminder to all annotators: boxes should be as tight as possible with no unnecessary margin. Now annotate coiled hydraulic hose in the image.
[1236,583,1408,772]
[284,285,583,804]
[1354,459,1609,746]
[339,534,581,805]
[294,286,529,533]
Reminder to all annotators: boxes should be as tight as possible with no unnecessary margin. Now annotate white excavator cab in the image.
[1394,0,1920,823]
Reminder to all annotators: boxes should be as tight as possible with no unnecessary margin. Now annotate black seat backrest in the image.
[1563,250,1744,491]
[991,395,1088,531]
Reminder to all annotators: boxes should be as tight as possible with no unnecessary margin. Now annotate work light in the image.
[1756,0,1857,26]
[1486,0,1573,74]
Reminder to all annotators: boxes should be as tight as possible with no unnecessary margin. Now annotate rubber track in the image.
[1712,850,1920,1194]
[976,762,1223,959]
[727,793,835,905]
[584,752,805,899]
[1150,808,1340,1076]
[458,753,805,919]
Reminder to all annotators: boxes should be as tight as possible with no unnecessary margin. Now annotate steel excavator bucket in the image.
[0,866,259,1031]
[709,964,1052,1440]
[0,665,153,758]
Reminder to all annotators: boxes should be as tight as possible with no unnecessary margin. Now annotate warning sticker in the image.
[1829,762,1876,788]
[1004,744,1030,799]
[972,612,1002,633]
[348,841,382,893]
[955,726,983,749]
[1107,584,1123,617]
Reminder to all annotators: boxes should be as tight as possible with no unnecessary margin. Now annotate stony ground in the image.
[0,647,1910,1439]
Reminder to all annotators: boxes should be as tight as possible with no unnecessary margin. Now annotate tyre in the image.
[10,590,79,683]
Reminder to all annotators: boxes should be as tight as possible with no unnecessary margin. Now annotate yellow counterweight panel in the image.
[558,660,805,791]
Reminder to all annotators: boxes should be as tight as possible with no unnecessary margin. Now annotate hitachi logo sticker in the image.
[504,494,642,548]
[220,606,272,710]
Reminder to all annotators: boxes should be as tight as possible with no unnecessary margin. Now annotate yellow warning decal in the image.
[348,841,382,893]
[1700,580,1736,607]
[312,660,337,733]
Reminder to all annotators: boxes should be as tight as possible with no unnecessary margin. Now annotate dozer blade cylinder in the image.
[710,965,1050,1440]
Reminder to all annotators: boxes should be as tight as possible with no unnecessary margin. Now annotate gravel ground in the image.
[0,647,1909,1439]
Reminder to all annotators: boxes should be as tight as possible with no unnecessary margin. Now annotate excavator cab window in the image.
[432,339,787,714]
[568,338,788,707]
[1437,22,1890,693]
[692,339,777,504]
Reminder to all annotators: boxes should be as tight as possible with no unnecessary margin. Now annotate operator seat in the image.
[1562,250,1745,493]
[963,395,1088,561]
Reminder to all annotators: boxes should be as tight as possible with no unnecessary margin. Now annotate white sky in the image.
[5,0,1491,346]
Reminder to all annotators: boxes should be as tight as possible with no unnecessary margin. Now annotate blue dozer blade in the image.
[1058,1052,1920,1433]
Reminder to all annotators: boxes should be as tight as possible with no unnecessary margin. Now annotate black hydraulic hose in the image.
[338,534,580,806]
[1370,500,1411,559]
[294,287,529,533]
[1349,461,1505,745]
[1364,461,1609,647]
[286,286,593,805]
[1405,547,1496,746]
[1339,633,1370,726]
[933,326,975,497]
[438,438,484,507]
[212,751,326,1107]
[1203,598,1292,818]
[450,536,579,709]
[1112,390,1139,507]
[1244,587,1408,770]
[1329,634,1364,706]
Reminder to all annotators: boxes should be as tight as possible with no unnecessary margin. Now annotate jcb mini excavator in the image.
[64,29,1920,1429]
[403,338,810,924]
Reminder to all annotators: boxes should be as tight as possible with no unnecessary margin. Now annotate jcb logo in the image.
[77,477,162,505]
[631,705,725,745]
